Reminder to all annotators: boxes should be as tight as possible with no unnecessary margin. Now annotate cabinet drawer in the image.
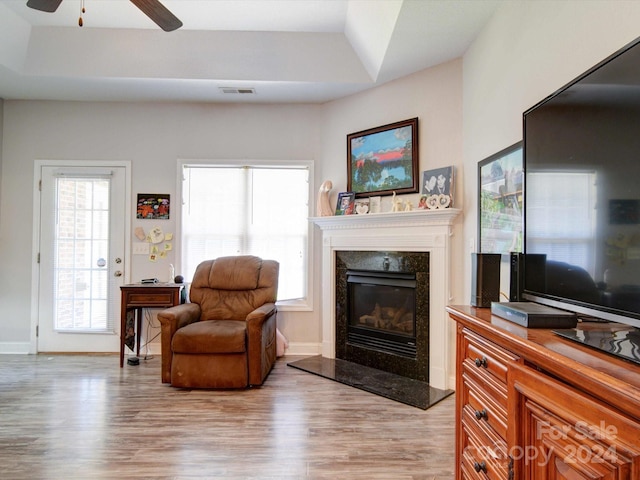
[460,457,487,480]
[461,408,509,480]
[462,328,518,385]
[462,358,508,410]
[462,372,508,440]
[125,292,176,307]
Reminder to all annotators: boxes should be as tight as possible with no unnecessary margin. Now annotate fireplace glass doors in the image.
[347,270,417,357]
[335,250,429,382]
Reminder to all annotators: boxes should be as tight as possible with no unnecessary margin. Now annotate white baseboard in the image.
[0,341,321,358]
[282,342,322,357]
[0,342,31,354]
[125,342,162,358]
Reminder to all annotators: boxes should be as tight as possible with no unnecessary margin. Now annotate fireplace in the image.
[347,269,417,357]
[312,208,460,391]
[336,251,429,382]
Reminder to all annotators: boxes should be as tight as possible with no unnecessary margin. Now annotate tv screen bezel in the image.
[522,36,640,330]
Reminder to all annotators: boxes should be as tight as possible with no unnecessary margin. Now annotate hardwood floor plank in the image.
[0,354,455,479]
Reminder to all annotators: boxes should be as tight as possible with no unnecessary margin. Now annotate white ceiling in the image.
[0,0,501,104]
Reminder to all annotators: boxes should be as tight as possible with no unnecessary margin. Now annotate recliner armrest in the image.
[158,303,201,330]
[158,303,201,383]
[245,302,278,386]
[245,303,277,323]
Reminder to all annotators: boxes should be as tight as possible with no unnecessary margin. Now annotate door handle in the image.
[114,271,123,277]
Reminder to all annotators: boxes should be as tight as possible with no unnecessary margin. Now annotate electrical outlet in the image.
[133,242,150,255]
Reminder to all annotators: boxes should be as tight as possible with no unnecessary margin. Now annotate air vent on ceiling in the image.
[220,87,256,95]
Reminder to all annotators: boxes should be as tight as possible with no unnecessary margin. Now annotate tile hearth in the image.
[287,355,453,410]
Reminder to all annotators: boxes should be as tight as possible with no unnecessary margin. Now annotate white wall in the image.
[0,98,3,226]
[0,101,321,352]
[2,0,640,370]
[462,0,640,302]
[320,60,465,380]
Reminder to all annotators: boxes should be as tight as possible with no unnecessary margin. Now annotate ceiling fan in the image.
[26,0,183,32]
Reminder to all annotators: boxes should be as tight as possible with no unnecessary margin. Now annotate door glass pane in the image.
[54,177,111,332]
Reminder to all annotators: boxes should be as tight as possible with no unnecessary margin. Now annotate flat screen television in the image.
[523,36,640,332]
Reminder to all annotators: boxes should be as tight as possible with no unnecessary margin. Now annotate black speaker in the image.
[470,253,501,307]
[509,252,524,301]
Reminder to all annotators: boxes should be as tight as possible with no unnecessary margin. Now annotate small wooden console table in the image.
[120,283,184,367]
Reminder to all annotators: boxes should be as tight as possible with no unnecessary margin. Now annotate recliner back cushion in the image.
[190,256,279,320]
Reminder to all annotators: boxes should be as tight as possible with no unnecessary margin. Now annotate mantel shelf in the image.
[310,208,461,230]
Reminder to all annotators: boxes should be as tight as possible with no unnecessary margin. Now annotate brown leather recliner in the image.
[158,255,279,388]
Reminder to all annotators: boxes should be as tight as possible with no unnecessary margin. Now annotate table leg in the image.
[136,308,142,358]
[120,305,127,368]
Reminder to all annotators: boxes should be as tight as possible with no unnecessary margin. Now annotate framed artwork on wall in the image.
[478,142,523,255]
[137,194,170,219]
[347,117,419,198]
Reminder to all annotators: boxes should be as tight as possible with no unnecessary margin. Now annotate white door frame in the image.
[30,160,132,354]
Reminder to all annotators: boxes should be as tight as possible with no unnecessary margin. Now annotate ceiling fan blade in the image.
[130,0,183,32]
[26,0,63,13]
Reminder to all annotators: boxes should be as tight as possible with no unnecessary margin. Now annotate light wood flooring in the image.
[0,354,455,480]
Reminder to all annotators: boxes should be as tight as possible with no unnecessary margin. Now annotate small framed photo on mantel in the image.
[419,166,454,210]
[335,192,355,215]
[354,198,370,215]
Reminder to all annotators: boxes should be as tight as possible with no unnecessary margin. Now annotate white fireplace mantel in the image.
[312,208,461,390]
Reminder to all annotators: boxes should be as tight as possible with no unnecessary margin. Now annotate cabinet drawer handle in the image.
[474,461,487,473]
[474,408,488,421]
[474,357,488,368]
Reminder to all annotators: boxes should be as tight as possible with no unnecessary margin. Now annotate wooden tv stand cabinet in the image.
[446,305,640,479]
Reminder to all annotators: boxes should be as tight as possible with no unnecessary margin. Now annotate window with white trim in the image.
[180,162,312,306]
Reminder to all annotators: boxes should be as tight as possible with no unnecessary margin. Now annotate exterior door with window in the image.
[37,164,128,352]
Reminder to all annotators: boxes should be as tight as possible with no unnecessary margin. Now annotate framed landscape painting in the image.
[347,118,419,198]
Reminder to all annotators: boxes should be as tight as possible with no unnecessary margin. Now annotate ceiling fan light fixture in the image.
[26,0,63,13]
[26,0,182,32]
[78,0,85,27]
[129,0,183,32]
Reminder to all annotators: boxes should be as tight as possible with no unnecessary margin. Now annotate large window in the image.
[180,162,312,307]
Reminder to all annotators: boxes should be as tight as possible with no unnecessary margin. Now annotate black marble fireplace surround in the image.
[335,250,430,382]
[288,249,454,409]
[289,251,453,410]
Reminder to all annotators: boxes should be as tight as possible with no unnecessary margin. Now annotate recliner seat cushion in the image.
[171,320,246,354]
